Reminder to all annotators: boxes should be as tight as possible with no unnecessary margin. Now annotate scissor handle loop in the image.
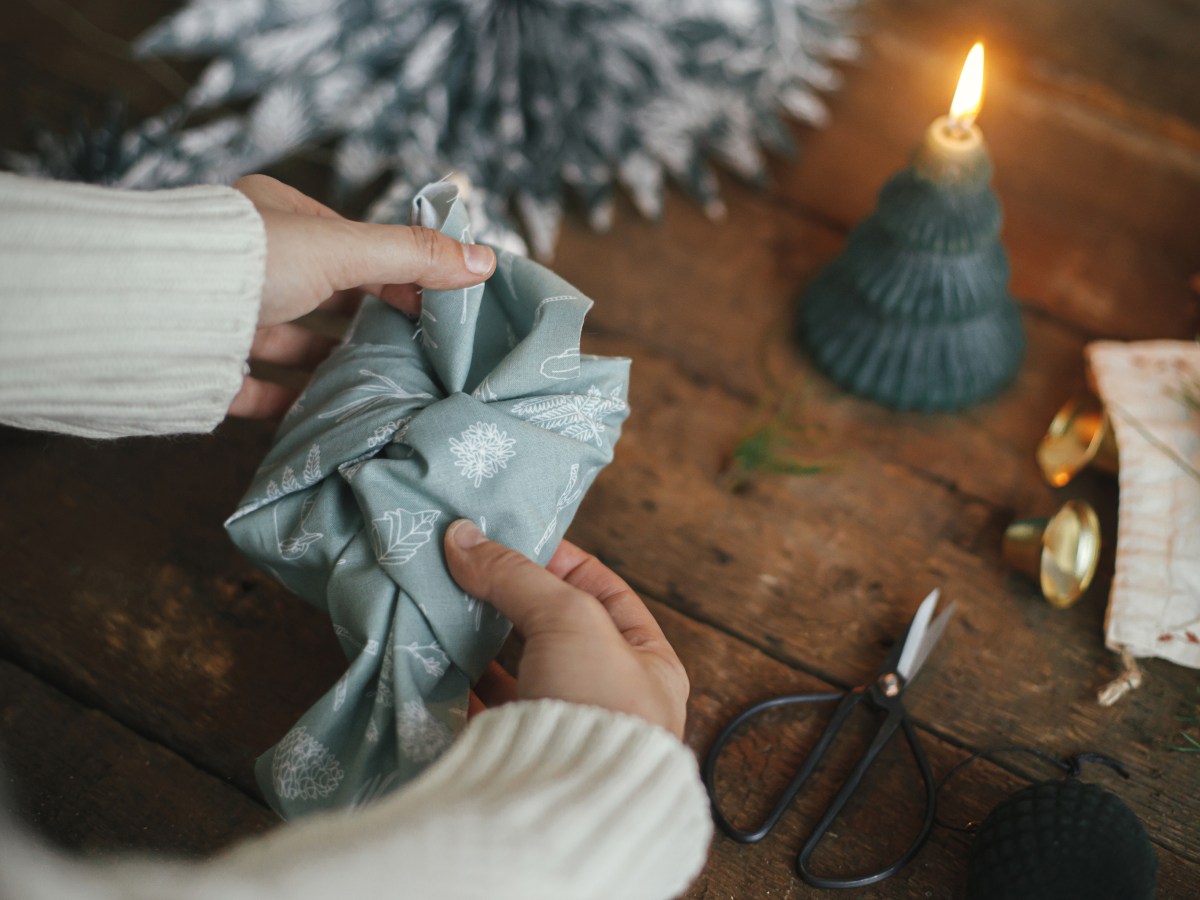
[704,690,851,843]
[796,709,938,889]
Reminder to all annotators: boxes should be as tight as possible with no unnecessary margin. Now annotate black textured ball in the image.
[966,778,1157,900]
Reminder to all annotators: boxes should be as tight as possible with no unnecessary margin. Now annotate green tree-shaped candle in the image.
[799,45,1024,411]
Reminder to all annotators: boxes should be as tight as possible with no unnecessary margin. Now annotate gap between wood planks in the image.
[578,310,1055,519]
[0,640,271,815]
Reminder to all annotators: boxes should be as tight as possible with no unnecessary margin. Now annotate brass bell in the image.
[1036,395,1119,487]
[1002,500,1102,608]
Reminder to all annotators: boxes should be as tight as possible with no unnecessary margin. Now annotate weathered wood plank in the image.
[2,303,1190,868]
[0,0,197,148]
[0,658,273,855]
[2,315,1195,866]
[893,0,1200,126]
[657,595,1200,898]
[0,2,1197,897]
[566,332,1200,864]
[558,187,1113,514]
[0,425,344,797]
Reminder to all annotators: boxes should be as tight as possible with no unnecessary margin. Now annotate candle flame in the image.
[949,42,985,130]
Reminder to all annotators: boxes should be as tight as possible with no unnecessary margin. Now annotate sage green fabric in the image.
[225,182,630,818]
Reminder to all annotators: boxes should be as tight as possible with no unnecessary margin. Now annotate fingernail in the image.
[463,243,494,276]
[450,519,486,549]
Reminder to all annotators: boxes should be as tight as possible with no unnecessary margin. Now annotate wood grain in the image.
[1,0,1198,896]
[0,658,273,855]
[654,599,1198,898]
[0,425,343,797]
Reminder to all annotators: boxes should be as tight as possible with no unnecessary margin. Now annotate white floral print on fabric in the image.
[274,494,324,560]
[226,183,631,818]
[332,623,361,650]
[397,700,453,762]
[303,443,321,483]
[352,771,400,809]
[540,347,580,380]
[449,422,516,487]
[272,726,345,801]
[534,294,577,323]
[374,641,395,707]
[399,641,449,677]
[472,376,499,402]
[371,508,441,564]
[281,466,301,492]
[317,369,433,423]
[415,307,438,351]
[533,464,589,557]
[367,416,411,448]
[510,385,628,448]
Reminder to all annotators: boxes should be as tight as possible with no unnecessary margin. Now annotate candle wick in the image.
[944,116,972,139]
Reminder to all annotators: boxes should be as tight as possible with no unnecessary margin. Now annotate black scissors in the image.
[704,589,954,889]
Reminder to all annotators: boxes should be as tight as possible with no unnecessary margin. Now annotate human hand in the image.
[444,520,690,739]
[227,175,495,418]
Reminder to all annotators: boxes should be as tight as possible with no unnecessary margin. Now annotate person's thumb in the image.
[444,519,585,636]
[319,219,495,293]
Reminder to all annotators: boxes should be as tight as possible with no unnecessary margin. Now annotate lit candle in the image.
[797,41,1024,412]
[915,42,988,182]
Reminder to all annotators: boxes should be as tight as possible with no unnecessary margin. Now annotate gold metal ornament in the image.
[1036,395,1119,487]
[1002,500,1102,608]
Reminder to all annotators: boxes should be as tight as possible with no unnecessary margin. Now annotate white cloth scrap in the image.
[1087,340,1200,669]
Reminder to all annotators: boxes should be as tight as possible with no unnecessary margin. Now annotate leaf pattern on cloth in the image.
[303,443,322,483]
[226,182,630,817]
[449,422,516,487]
[272,727,344,801]
[281,466,301,492]
[416,308,438,351]
[371,508,441,565]
[367,416,412,448]
[275,494,324,560]
[510,385,628,447]
[540,348,581,380]
[352,771,400,809]
[533,464,588,557]
[318,370,433,424]
[399,641,449,677]
[374,641,395,707]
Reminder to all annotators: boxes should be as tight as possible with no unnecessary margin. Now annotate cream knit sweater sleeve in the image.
[0,172,264,438]
[0,700,713,900]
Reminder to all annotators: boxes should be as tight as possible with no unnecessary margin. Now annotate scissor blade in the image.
[895,589,940,681]
[900,596,956,684]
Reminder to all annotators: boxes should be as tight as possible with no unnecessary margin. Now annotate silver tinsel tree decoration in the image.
[9,0,860,256]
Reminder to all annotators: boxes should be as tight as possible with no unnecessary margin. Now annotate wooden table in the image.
[2,1,1198,896]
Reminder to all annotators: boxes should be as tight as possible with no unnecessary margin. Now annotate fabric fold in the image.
[226,182,631,817]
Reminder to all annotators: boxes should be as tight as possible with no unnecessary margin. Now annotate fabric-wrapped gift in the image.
[225,182,631,817]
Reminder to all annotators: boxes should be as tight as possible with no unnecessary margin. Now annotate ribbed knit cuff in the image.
[389,699,715,899]
[0,702,714,900]
[0,173,264,438]
[214,700,714,900]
